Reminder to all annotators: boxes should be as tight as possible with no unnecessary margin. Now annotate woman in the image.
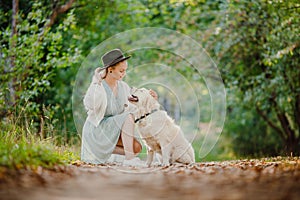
[81,49,157,166]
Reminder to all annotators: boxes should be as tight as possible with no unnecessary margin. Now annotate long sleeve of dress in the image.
[83,70,107,127]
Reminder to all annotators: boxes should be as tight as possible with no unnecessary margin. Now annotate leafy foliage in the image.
[205,0,300,154]
[224,91,284,157]
[0,2,81,141]
[1,0,299,162]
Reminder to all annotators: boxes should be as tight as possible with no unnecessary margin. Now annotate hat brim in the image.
[100,55,131,70]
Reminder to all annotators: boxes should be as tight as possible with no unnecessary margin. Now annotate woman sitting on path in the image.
[81,49,158,166]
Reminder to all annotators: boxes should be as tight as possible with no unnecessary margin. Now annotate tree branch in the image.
[38,0,76,41]
[255,106,285,140]
[46,0,76,29]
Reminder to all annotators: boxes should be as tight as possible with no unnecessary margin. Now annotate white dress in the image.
[81,80,132,164]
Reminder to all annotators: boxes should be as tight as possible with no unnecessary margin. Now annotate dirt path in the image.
[1,158,300,200]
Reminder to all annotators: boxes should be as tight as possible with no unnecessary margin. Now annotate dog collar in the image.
[134,109,158,123]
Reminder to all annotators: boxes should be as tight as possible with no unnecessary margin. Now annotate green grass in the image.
[0,124,79,170]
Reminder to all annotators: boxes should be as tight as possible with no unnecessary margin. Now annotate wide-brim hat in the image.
[100,49,131,70]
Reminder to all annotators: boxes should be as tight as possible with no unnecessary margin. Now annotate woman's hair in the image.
[101,66,113,79]
[100,61,122,79]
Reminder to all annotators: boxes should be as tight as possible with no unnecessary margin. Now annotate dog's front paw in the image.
[146,161,152,167]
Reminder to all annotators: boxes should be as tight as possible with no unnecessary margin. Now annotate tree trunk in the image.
[277,113,297,154]
[266,96,300,155]
[273,101,299,155]
[8,0,19,106]
[256,106,285,141]
[294,93,300,137]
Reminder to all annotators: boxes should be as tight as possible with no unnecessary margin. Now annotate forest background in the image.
[0,0,299,168]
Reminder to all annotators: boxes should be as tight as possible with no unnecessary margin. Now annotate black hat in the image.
[100,49,131,70]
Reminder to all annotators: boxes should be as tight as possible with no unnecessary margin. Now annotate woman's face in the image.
[109,61,128,80]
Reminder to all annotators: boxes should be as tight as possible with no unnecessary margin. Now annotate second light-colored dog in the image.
[129,88,195,166]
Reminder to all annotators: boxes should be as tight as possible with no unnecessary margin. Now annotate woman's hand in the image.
[100,70,107,79]
[149,89,158,100]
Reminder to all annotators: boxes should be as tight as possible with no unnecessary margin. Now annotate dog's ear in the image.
[140,92,149,113]
[130,87,137,94]
[144,91,159,113]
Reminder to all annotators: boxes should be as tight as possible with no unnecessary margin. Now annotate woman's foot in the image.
[123,157,145,167]
[107,154,125,163]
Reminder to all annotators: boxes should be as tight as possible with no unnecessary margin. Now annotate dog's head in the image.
[128,88,160,114]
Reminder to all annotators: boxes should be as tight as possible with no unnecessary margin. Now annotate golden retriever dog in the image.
[128,88,195,166]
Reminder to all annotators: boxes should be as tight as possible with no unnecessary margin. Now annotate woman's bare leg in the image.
[112,135,125,155]
[120,114,141,160]
[133,139,142,154]
[112,145,125,155]
[113,138,142,155]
